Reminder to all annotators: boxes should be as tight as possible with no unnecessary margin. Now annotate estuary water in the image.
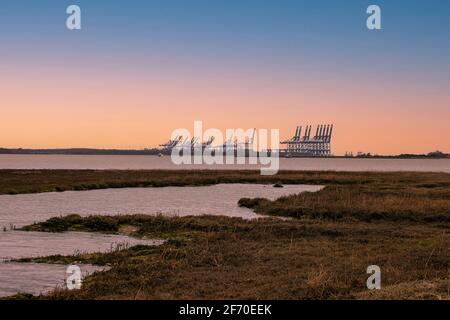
[0,184,322,229]
[0,154,449,172]
[0,183,320,297]
[0,232,160,298]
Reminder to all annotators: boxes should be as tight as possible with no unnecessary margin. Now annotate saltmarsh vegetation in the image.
[2,169,445,195]
[5,170,450,299]
[238,185,450,223]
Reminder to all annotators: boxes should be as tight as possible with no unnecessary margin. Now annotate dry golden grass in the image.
[239,185,450,222]
[1,169,448,195]
[7,170,450,300]
[16,214,450,300]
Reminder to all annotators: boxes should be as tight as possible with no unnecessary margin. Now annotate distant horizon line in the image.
[0,147,449,158]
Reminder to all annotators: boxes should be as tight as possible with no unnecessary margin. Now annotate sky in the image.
[1,0,449,155]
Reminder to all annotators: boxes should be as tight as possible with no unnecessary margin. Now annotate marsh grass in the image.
[7,170,450,300]
[2,169,448,195]
[16,214,450,300]
[239,185,450,222]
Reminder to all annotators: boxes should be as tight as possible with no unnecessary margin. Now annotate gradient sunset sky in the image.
[1,0,449,155]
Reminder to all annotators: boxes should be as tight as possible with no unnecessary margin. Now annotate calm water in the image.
[0,154,449,172]
[0,231,159,298]
[0,184,321,229]
[0,183,319,297]
[0,263,107,297]
[0,231,163,261]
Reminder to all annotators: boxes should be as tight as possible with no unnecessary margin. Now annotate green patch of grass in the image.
[1,293,37,300]
[20,214,120,233]
[15,244,162,266]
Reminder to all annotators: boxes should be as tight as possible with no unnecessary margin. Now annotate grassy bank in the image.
[1,169,449,195]
[238,185,450,223]
[7,170,450,299]
[17,214,450,300]
[5,169,449,224]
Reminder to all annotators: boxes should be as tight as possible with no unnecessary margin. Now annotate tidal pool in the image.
[0,183,321,297]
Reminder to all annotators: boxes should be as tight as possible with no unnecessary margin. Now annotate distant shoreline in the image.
[0,148,448,159]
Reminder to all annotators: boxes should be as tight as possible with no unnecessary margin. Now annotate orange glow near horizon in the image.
[1,63,449,155]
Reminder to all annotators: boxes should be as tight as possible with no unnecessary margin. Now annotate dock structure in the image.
[159,135,183,150]
[159,129,257,155]
[281,124,333,156]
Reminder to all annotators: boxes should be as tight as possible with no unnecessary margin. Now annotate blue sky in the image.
[2,0,450,70]
[1,1,449,153]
